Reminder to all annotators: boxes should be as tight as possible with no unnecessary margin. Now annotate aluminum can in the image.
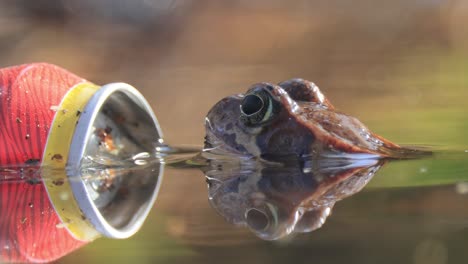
[0,63,163,262]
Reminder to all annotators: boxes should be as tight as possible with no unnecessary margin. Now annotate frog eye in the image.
[241,94,264,116]
[240,91,276,126]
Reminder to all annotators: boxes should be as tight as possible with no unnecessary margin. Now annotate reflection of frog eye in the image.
[245,208,270,231]
[240,91,276,126]
[245,203,279,233]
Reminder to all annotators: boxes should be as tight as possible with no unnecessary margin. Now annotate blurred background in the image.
[2,0,468,263]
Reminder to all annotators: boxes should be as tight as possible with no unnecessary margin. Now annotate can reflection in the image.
[1,170,85,262]
[0,63,163,262]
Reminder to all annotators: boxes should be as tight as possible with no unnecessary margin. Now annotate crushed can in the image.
[0,63,164,262]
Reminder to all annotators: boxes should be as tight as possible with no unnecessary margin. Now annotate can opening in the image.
[68,83,163,239]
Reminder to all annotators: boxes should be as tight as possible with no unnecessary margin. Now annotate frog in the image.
[204,78,425,160]
[203,79,429,239]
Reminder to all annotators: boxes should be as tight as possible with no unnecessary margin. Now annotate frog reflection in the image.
[205,158,384,240]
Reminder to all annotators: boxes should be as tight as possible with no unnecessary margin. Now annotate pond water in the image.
[56,153,468,264]
[2,0,468,263]
[59,149,468,264]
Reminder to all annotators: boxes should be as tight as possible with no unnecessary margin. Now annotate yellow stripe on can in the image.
[41,82,101,241]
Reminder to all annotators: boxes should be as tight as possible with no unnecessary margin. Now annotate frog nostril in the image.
[245,208,269,231]
[241,94,264,116]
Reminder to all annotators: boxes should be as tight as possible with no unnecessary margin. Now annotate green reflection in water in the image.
[369,154,468,188]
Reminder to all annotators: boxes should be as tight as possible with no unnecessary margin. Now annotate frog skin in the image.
[204,78,424,159]
[205,157,384,240]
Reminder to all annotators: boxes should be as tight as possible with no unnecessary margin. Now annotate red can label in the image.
[0,63,89,262]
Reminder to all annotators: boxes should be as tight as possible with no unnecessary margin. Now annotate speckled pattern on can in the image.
[0,63,88,263]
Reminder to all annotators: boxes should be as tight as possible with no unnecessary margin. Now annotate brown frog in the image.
[203,79,429,240]
[204,78,425,159]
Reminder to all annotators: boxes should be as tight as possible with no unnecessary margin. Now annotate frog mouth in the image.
[203,118,252,158]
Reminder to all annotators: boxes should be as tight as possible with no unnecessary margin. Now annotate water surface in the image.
[64,147,468,264]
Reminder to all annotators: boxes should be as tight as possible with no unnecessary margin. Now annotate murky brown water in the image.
[2,1,468,263]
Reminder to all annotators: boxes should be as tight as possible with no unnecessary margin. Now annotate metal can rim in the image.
[67,82,164,239]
